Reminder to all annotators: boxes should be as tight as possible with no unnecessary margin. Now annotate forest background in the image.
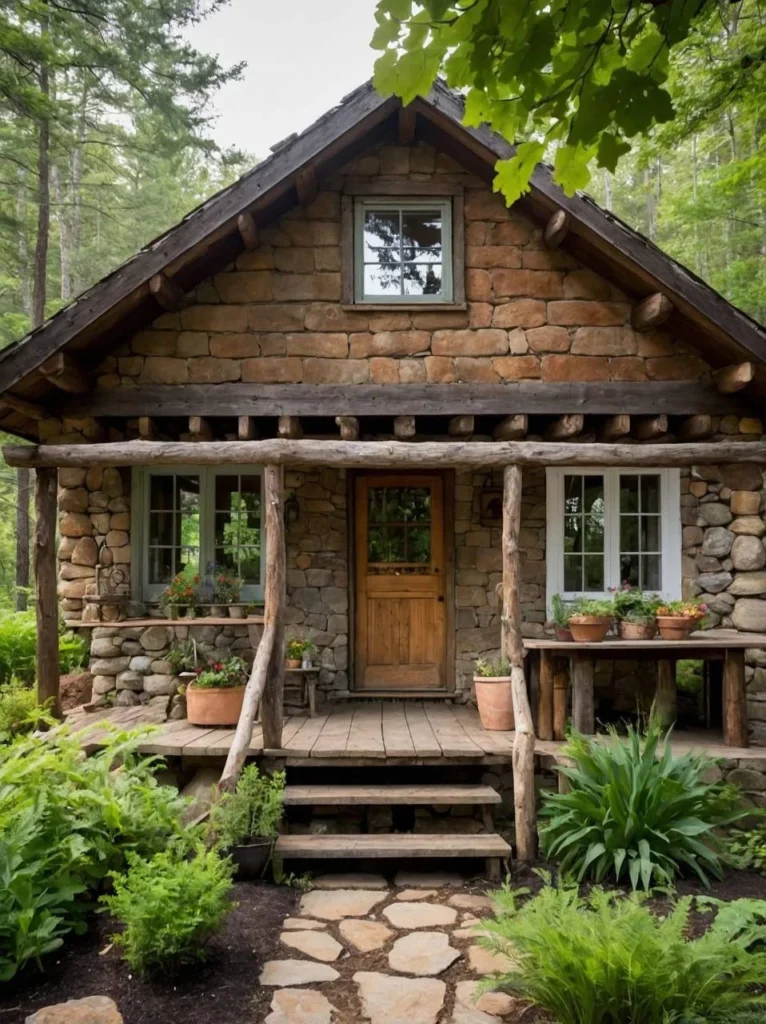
[0,0,763,609]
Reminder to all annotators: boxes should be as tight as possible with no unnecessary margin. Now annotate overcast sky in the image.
[185,0,381,157]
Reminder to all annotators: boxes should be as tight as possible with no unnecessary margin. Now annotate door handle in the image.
[438,596,444,603]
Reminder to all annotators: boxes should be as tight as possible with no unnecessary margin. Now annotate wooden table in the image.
[523,629,766,748]
[284,667,318,717]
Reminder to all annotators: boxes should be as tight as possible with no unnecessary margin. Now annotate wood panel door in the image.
[355,473,447,691]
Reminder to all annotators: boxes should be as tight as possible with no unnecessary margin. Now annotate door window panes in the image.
[619,474,662,589]
[563,474,604,592]
[367,486,432,565]
[214,473,261,585]
[147,473,200,583]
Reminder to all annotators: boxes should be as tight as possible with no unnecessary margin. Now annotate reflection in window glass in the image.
[147,474,200,584]
[367,486,431,564]
[619,474,662,589]
[563,474,604,591]
[214,473,261,585]
[360,203,447,300]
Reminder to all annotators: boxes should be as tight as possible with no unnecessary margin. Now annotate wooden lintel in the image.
[712,362,754,394]
[138,416,156,440]
[39,352,88,394]
[278,415,302,439]
[448,414,474,437]
[238,415,256,440]
[598,414,630,443]
[544,414,583,441]
[394,415,416,440]
[398,105,417,145]
[149,272,189,312]
[544,209,568,249]
[0,392,46,421]
[493,414,528,441]
[678,414,712,441]
[295,167,318,207]
[335,415,359,440]
[634,414,668,441]
[631,292,673,332]
[10,438,766,471]
[237,211,259,251]
[189,415,212,441]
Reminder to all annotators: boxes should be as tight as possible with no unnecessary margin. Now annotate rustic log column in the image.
[723,649,748,748]
[502,463,537,862]
[552,658,569,740]
[35,467,60,717]
[571,654,595,734]
[260,464,286,750]
[537,649,554,741]
[654,659,677,730]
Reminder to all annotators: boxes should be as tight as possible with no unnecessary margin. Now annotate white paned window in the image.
[132,466,263,602]
[354,198,453,303]
[546,467,681,608]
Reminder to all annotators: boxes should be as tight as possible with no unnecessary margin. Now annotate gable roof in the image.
[0,78,764,436]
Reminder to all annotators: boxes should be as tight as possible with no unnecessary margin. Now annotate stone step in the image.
[276,832,511,860]
[283,784,502,807]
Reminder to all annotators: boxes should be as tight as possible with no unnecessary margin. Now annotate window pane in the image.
[239,549,260,585]
[565,516,582,553]
[564,555,582,591]
[407,526,430,563]
[583,476,604,514]
[642,555,661,590]
[364,263,401,296]
[564,475,582,515]
[149,512,174,546]
[620,475,639,513]
[149,548,174,585]
[641,475,661,513]
[387,526,406,561]
[215,475,240,512]
[402,210,442,249]
[150,475,174,510]
[369,488,386,523]
[402,247,441,264]
[368,526,387,562]
[364,210,400,256]
[584,555,604,590]
[212,475,261,584]
[179,547,199,574]
[584,515,604,552]
[621,516,639,551]
[641,516,661,552]
[620,554,640,587]
[403,263,443,296]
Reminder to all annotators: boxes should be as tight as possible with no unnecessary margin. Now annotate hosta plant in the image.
[478,879,766,1024]
[539,723,744,889]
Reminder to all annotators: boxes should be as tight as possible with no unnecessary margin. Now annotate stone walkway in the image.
[258,872,525,1024]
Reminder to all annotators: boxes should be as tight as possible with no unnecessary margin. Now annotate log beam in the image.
[678,414,712,441]
[138,416,156,440]
[502,463,536,862]
[544,414,583,441]
[493,414,527,441]
[189,416,212,441]
[260,464,286,750]
[295,167,318,207]
[634,414,668,441]
[237,212,259,251]
[544,209,568,249]
[631,292,673,332]
[398,106,417,145]
[0,393,46,421]
[723,649,748,748]
[552,658,569,740]
[712,362,754,394]
[149,272,188,312]
[448,414,474,437]
[238,415,256,440]
[335,415,359,440]
[35,467,60,718]
[394,415,416,440]
[278,415,302,439]
[39,353,88,394]
[572,654,595,734]
[598,414,630,443]
[7,438,766,470]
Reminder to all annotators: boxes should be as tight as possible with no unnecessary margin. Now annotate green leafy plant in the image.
[193,655,247,689]
[159,570,200,612]
[166,639,199,675]
[540,723,745,889]
[285,636,316,661]
[0,725,188,980]
[475,657,512,678]
[478,879,766,1024]
[612,587,662,622]
[209,764,285,848]
[551,594,573,628]
[0,613,87,685]
[0,678,40,743]
[212,565,241,604]
[730,827,766,876]
[102,844,234,972]
[569,597,614,619]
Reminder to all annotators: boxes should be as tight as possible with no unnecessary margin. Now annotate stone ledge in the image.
[68,616,265,629]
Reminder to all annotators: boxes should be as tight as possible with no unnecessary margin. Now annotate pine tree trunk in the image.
[32,44,50,327]
[15,469,30,611]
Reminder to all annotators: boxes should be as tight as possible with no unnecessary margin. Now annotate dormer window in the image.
[353,198,453,304]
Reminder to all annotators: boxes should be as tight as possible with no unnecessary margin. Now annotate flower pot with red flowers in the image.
[159,570,200,621]
[568,598,615,643]
[473,658,514,731]
[656,599,707,640]
[212,565,243,619]
[186,655,248,726]
[613,585,661,641]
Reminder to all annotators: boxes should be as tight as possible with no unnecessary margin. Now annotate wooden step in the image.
[276,832,511,860]
[283,784,502,807]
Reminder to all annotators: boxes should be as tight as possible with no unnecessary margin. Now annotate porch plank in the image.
[404,701,442,757]
[345,705,385,757]
[139,722,217,756]
[283,784,502,806]
[381,702,416,757]
[276,832,511,859]
[311,707,355,757]
[266,714,305,755]
[450,704,513,755]
[183,727,236,755]
[423,702,483,757]
[284,712,331,758]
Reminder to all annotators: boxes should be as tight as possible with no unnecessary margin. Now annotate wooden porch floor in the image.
[65,700,761,764]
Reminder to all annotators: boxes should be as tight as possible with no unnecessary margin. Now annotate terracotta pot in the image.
[186,683,245,726]
[569,616,613,643]
[657,616,697,641]
[286,658,302,669]
[211,604,228,617]
[555,626,574,642]
[229,604,245,619]
[473,676,515,731]
[185,607,197,620]
[618,618,657,641]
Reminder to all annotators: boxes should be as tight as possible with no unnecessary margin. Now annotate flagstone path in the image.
[257,871,527,1024]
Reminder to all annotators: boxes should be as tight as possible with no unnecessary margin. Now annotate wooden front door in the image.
[354,472,447,691]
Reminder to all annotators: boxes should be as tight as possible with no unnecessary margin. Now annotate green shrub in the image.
[730,827,766,875]
[0,612,88,685]
[0,678,39,743]
[0,725,188,980]
[474,657,512,677]
[209,764,285,847]
[569,597,614,618]
[540,723,744,888]
[57,629,88,674]
[102,844,234,972]
[479,881,766,1024]
[612,587,661,621]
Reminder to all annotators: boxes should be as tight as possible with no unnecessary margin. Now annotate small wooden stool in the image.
[284,667,318,717]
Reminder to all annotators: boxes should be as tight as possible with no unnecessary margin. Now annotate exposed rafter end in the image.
[394,415,416,440]
[598,414,630,443]
[634,414,668,441]
[278,415,302,439]
[448,414,474,438]
[493,414,528,441]
[712,362,754,394]
[138,416,156,440]
[189,416,212,441]
[0,393,46,421]
[544,414,583,440]
[39,353,88,394]
[295,167,318,206]
[544,209,569,249]
[149,272,190,312]
[398,105,417,145]
[631,292,673,332]
[678,414,712,441]
[335,416,359,441]
[238,415,257,440]
[237,212,259,251]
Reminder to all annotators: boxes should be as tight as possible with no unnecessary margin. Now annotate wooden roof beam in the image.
[238,415,257,440]
[278,415,302,439]
[149,272,189,313]
[544,210,569,249]
[0,393,46,420]
[493,414,528,441]
[295,167,318,207]
[394,415,416,440]
[634,414,668,441]
[632,292,673,332]
[39,353,88,394]
[598,414,630,443]
[544,414,583,440]
[237,212,259,251]
[448,415,474,438]
[336,416,359,440]
[678,414,712,441]
[398,106,417,145]
[189,416,212,441]
[712,362,754,394]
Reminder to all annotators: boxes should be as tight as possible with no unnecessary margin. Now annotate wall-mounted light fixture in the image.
[284,492,300,525]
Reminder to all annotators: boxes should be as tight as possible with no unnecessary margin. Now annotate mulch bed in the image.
[0,883,296,1024]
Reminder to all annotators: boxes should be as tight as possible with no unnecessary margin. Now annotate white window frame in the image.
[131,465,264,603]
[545,467,681,611]
[354,197,453,304]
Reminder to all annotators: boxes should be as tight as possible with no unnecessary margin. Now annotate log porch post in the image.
[723,649,748,748]
[260,464,286,750]
[35,467,60,717]
[502,463,537,862]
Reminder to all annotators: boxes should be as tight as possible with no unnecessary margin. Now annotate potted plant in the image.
[656,598,708,641]
[568,597,614,643]
[209,765,285,878]
[285,636,312,669]
[613,585,662,640]
[550,594,574,642]
[167,639,200,682]
[159,570,199,620]
[213,566,243,618]
[186,655,248,726]
[473,657,514,731]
